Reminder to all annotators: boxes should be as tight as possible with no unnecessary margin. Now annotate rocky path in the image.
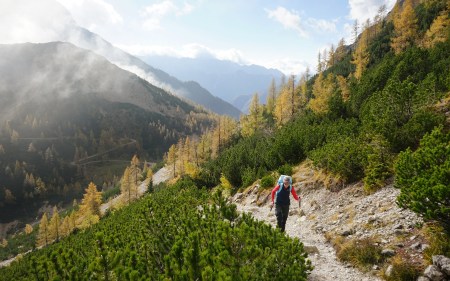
[234,190,381,281]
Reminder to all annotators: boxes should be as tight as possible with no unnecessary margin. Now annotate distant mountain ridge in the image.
[59,26,242,118]
[140,56,285,112]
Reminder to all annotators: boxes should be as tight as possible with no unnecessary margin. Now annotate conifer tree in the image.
[352,28,370,79]
[121,167,132,204]
[309,73,338,113]
[129,155,141,198]
[48,206,60,242]
[335,38,346,62]
[79,182,102,218]
[167,145,177,177]
[24,224,33,235]
[391,0,418,54]
[36,213,49,247]
[266,78,277,116]
[241,93,264,137]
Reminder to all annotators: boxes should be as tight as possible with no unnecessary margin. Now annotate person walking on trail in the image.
[271,175,301,232]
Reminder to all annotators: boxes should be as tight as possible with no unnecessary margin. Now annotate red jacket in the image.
[271,184,299,204]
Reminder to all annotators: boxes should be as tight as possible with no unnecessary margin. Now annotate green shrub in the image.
[260,175,275,189]
[394,126,450,231]
[241,167,257,188]
[309,137,368,183]
[278,164,293,176]
[363,135,393,193]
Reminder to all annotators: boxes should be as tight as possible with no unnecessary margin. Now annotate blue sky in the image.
[1,0,396,75]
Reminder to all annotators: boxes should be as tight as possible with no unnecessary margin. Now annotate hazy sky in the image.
[1,0,396,75]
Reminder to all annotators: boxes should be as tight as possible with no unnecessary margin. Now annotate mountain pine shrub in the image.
[394,126,450,231]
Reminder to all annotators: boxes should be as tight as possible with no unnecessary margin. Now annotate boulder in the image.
[424,265,445,281]
[433,255,450,276]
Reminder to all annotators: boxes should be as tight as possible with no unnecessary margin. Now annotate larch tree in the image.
[176,139,185,175]
[337,75,351,101]
[121,167,132,204]
[391,0,418,54]
[266,78,277,116]
[167,144,177,178]
[352,28,370,80]
[309,73,338,114]
[298,72,309,107]
[352,19,359,44]
[36,213,49,247]
[24,224,33,235]
[241,93,264,137]
[422,11,450,48]
[129,155,141,198]
[48,206,60,242]
[328,44,336,67]
[59,216,71,238]
[335,38,347,63]
[79,182,102,224]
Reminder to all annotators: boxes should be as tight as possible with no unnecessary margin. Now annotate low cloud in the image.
[140,0,194,30]
[266,7,307,37]
[262,58,310,76]
[118,43,248,64]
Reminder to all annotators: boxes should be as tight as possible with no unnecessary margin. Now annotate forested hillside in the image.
[0,42,215,223]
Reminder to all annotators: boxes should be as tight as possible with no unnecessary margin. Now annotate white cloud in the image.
[117,43,248,64]
[348,0,396,24]
[265,7,307,37]
[266,58,310,75]
[306,18,337,33]
[140,1,195,30]
[56,0,123,31]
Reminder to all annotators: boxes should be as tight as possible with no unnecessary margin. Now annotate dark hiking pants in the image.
[275,204,290,232]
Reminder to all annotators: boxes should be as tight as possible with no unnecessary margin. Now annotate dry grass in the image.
[381,256,422,281]
[336,237,384,271]
[307,166,345,191]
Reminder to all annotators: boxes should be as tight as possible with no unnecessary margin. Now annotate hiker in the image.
[271,175,300,232]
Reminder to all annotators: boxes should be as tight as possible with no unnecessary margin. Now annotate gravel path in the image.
[234,189,381,281]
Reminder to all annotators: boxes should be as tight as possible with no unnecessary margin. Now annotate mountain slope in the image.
[140,56,284,112]
[0,42,214,223]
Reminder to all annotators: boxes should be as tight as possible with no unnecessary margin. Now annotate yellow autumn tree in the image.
[241,93,264,137]
[48,206,60,242]
[129,155,141,199]
[77,182,102,229]
[266,78,277,117]
[121,167,133,204]
[309,73,338,114]
[167,144,177,178]
[422,11,450,48]
[59,216,71,238]
[24,224,33,235]
[391,0,418,54]
[36,213,49,247]
[352,28,370,79]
